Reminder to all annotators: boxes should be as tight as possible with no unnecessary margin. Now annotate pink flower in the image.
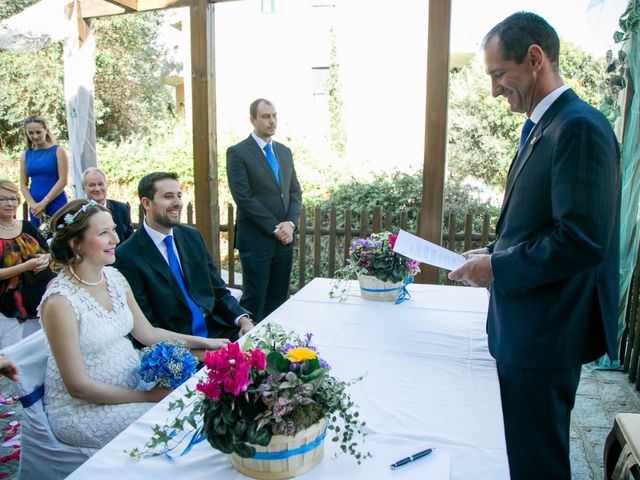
[198,343,267,398]
[197,381,222,400]
[389,233,398,250]
[249,348,266,370]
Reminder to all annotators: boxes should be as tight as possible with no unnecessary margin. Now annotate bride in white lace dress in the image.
[40,199,229,450]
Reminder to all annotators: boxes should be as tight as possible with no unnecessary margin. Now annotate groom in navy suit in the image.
[115,172,253,342]
[450,13,619,480]
[226,99,302,321]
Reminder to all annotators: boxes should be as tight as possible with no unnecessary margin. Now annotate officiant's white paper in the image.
[393,229,465,271]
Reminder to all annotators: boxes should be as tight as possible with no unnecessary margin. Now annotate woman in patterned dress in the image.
[0,180,54,320]
[40,199,229,449]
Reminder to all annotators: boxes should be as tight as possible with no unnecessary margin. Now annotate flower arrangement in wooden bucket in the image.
[357,273,406,302]
[331,232,419,302]
[229,417,328,479]
[128,325,370,475]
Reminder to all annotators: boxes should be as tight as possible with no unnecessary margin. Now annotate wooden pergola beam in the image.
[190,0,220,264]
[79,0,190,18]
[416,0,451,284]
[79,0,235,18]
[103,0,137,12]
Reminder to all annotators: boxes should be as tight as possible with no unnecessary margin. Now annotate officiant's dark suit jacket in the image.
[487,89,619,479]
[487,88,620,369]
[106,199,134,242]
[114,224,249,340]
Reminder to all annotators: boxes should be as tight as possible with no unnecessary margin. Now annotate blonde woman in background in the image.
[20,115,68,228]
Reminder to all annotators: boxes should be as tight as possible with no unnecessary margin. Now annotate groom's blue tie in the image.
[263,143,280,185]
[164,235,208,337]
[519,118,536,153]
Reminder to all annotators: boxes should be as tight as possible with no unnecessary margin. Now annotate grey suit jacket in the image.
[226,135,302,251]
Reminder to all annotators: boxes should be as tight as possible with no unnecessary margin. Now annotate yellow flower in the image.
[285,347,317,363]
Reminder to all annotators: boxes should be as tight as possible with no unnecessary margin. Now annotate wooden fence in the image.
[136,203,497,291]
[25,202,497,290]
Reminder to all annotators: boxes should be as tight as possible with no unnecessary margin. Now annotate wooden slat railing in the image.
[23,201,497,291]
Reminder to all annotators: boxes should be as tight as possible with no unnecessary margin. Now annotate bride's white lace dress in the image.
[40,267,153,449]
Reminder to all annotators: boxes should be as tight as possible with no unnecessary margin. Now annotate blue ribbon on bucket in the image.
[360,277,413,304]
[162,423,327,461]
[252,426,327,460]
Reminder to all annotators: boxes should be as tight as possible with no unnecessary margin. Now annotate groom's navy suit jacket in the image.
[488,89,620,369]
[114,224,248,338]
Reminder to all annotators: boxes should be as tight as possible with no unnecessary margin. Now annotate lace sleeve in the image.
[37,275,81,326]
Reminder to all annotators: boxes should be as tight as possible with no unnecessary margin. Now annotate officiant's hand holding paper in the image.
[448,252,494,287]
[392,230,465,271]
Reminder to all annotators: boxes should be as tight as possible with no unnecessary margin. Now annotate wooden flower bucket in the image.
[357,273,404,302]
[229,417,328,479]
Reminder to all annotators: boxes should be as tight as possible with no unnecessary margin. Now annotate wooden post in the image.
[416,0,451,284]
[190,0,220,265]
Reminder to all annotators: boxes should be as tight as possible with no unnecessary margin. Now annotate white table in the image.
[68,279,509,480]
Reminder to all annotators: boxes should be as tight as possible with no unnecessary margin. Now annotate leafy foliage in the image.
[0,6,173,150]
[0,0,66,150]
[600,1,639,127]
[326,27,346,157]
[92,12,175,141]
[318,169,498,231]
[447,41,605,189]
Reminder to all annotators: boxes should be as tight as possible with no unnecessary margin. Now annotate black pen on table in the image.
[390,448,435,470]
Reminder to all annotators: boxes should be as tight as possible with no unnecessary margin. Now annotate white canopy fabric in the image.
[0,0,96,198]
[0,0,73,52]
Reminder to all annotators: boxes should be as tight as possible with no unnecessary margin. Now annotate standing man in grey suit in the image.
[449,13,619,480]
[226,99,302,322]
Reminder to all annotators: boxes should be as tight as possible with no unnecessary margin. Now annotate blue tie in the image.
[164,235,208,337]
[263,143,280,185]
[519,118,536,152]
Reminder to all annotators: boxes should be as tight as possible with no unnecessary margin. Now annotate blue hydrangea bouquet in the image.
[138,340,197,389]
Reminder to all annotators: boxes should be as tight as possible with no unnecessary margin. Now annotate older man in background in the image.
[82,167,134,242]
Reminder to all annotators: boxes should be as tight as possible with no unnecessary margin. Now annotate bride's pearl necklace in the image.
[69,266,104,286]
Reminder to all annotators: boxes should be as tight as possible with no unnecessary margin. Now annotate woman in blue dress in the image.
[20,115,68,228]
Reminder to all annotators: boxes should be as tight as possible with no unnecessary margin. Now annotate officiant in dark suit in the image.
[226,99,302,321]
[82,167,134,242]
[114,172,253,341]
[449,12,619,480]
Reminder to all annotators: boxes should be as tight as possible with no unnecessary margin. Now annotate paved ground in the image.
[571,367,640,480]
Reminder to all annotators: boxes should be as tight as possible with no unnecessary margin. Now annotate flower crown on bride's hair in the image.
[58,200,98,229]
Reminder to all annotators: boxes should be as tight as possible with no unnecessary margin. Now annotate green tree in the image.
[0,7,173,150]
[447,40,605,189]
[92,12,174,141]
[0,0,65,151]
[326,28,346,157]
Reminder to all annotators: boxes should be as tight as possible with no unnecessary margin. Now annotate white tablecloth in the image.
[68,278,509,480]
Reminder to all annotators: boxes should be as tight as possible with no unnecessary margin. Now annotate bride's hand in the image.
[206,338,230,350]
[190,339,230,361]
[146,386,172,403]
